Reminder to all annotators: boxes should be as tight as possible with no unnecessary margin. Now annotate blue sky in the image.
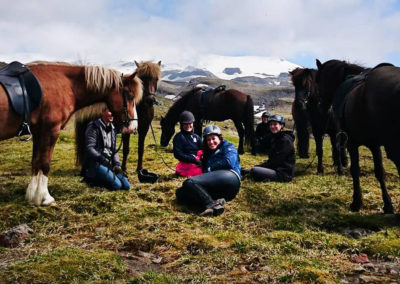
[1,0,400,69]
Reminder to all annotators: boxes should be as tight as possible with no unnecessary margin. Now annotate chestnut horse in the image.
[0,61,142,206]
[160,87,255,154]
[290,68,347,174]
[121,60,161,172]
[316,59,400,213]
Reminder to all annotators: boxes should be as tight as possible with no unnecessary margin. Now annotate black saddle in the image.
[0,61,42,117]
[199,85,226,117]
[332,63,394,120]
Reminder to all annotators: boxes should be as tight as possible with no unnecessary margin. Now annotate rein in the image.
[149,123,176,172]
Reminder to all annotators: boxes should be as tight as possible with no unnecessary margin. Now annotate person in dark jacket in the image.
[250,114,295,182]
[173,111,203,177]
[254,111,272,154]
[81,107,130,190]
[176,125,241,216]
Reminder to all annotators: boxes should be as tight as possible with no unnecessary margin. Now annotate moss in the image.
[128,271,181,284]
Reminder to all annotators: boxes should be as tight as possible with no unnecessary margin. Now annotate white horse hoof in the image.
[42,195,55,206]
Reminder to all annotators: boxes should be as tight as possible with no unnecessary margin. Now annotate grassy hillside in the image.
[1,103,400,283]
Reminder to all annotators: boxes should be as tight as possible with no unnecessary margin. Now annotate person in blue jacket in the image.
[173,111,203,176]
[81,107,130,190]
[176,125,241,216]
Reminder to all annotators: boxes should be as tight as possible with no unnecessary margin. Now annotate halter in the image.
[121,74,138,128]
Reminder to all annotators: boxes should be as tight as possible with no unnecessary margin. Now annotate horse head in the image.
[290,68,317,111]
[135,60,161,106]
[108,72,143,134]
[316,59,364,111]
[160,115,175,146]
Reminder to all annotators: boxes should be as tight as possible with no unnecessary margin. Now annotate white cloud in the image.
[0,0,399,67]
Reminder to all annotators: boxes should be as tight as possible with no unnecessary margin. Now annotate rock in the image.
[0,224,33,248]
[359,275,386,283]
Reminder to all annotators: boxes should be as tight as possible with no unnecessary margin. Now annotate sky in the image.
[1,0,400,69]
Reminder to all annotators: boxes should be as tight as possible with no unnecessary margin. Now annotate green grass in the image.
[1,105,400,283]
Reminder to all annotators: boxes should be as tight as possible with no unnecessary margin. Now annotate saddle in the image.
[199,85,226,117]
[0,61,42,139]
[332,63,394,120]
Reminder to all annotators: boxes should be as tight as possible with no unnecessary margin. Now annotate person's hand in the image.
[194,159,202,167]
[113,165,124,175]
[102,159,112,169]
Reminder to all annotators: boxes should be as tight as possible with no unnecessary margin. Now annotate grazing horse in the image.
[290,68,347,175]
[0,61,142,206]
[121,60,161,172]
[160,87,255,154]
[316,59,400,213]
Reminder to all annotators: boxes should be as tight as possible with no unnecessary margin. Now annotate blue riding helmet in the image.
[203,125,222,138]
[268,114,285,125]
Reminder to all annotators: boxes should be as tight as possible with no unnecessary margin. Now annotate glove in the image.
[194,159,202,167]
[113,165,124,175]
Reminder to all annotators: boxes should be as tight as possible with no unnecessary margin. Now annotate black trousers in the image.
[176,170,240,210]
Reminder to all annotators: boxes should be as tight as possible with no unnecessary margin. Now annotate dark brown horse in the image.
[290,68,347,174]
[160,87,255,154]
[316,59,400,213]
[121,60,161,172]
[0,61,142,206]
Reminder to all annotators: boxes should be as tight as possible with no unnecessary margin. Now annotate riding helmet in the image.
[203,125,222,137]
[179,111,195,124]
[262,111,271,118]
[268,114,285,125]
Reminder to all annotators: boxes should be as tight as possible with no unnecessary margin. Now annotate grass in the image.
[1,104,400,283]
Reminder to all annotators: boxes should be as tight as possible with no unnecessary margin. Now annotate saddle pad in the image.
[0,61,42,116]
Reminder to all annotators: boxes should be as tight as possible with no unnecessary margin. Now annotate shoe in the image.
[212,204,225,216]
[216,198,226,206]
[199,207,214,216]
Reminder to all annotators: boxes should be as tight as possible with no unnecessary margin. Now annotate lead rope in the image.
[149,123,176,172]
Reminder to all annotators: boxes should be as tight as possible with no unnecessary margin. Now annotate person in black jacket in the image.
[173,111,203,177]
[254,111,272,154]
[81,107,130,190]
[250,114,295,182]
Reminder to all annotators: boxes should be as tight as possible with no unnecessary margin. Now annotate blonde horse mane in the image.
[85,65,122,94]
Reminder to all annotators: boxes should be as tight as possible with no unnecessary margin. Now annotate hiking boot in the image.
[212,204,225,216]
[199,207,214,216]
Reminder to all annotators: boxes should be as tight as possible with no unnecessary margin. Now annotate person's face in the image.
[262,117,269,124]
[269,121,284,134]
[102,109,114,124]
[206,134,221,150]
[182,122,194,132]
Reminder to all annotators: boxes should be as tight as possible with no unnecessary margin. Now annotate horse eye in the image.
[127,95,134,101]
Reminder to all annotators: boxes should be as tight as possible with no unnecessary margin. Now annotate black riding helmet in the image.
[179,111,195,124]
[268,114,285,126]
[262,111,271,118]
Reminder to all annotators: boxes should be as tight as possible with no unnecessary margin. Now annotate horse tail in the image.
[244,95,255,147]
[74,104,104,166]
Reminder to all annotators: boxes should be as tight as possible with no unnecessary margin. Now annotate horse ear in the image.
[158,61,161,66]
[316,59,322,70]
[135,60,140,67]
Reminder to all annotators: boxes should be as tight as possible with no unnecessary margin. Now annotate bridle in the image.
[120,74,138,128]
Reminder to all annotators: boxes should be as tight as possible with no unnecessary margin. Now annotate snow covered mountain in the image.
[109,55,301,86]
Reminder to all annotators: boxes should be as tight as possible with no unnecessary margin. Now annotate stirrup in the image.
[18,122,32,141]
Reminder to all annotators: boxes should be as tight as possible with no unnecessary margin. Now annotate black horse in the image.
[121,61,161,172]
[290,67,347,175]
[160,87,255,154]
[316,59,399,213]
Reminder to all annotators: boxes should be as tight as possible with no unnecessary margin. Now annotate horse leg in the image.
[234,121,245,154]
[314,135,324,174]
[26,127,60,206]
[370,146,394,214]
[137,123,150,171]
[121,133,130,172]
[329,134,343,175]
[348,143,362,212]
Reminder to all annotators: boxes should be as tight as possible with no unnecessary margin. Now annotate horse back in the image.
[205,89,248,120]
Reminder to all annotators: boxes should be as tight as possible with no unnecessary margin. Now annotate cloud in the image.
[1,0,399,67]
